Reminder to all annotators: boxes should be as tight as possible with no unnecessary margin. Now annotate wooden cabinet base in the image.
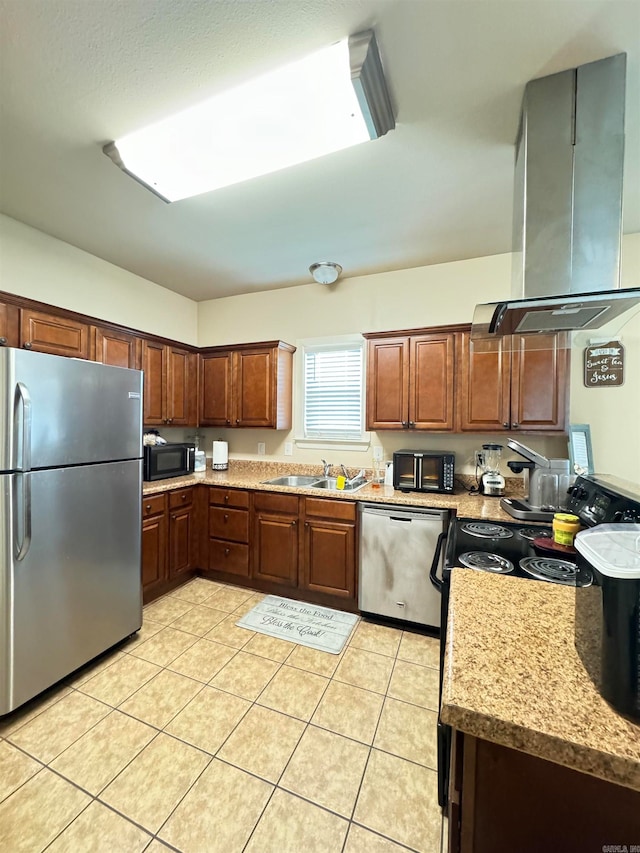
[451,732,640,853]
[142,571,197,605]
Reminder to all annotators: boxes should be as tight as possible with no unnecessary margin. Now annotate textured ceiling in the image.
[1,0,639,301]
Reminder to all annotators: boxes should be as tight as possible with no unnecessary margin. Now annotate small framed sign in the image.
[584,340,624,387]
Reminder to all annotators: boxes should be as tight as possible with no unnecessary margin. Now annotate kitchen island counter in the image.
[142,463,520,522]
[440,568,640,791]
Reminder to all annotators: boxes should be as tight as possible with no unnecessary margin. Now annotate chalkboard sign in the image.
[584,340,625,387]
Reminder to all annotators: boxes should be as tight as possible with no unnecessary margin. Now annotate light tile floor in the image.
[0,578,444,853]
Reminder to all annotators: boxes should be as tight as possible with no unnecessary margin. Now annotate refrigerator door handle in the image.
[14,382,32,472]
[13,473,32,561]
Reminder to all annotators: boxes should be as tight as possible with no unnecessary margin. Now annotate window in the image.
[297,338,367,447]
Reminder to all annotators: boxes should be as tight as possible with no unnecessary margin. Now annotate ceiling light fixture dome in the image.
[309,262,343,284]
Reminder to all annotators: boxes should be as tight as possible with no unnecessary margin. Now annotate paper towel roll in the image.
[212,441,228,470]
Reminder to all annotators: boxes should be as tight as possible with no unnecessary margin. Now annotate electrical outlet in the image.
[258,442,266,456]
[284,442,293,456]
[372,446,384,461]
[475,451,483,467]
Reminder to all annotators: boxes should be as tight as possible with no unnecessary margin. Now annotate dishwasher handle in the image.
[429,531,447,592]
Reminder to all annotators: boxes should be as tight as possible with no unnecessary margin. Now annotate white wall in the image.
[0,215,198,344]
[568,233,640,486]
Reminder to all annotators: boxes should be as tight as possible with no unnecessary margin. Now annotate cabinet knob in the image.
[0,337,6,346]
[409,421,415,428]
[226,419,230,425]
[181,494,187,501]
[23,342,33,350]
[512,422,519,428]
[224,513,229,521]
[171,515,176,520]
[224,548,230,556]
[292,520,297,526]
[168,418,173,424]
[235,418,240,424]
[224,494,229,502]
[503,422,509,428]
[402,421,408,428]
[145,504,151,512]
[304,521,309,527]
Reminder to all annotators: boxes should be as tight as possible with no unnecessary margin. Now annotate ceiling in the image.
[1,0,639,302]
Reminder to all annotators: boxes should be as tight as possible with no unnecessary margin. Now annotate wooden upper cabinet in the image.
[458,333,512,431]
[20,308,89,358]
[366,331,457,431]
[458,331,568,433]
[142,340,198,427]
[410,333,456,430]
[0,301,18,347]
[366,337,410,429]
[511,333,568,431]
[91,326,141,369]
[199,341,295,429]
[200,351,233,426]
[142,340,167,425]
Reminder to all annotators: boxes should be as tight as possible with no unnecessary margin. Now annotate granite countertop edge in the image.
[441,569,640,792]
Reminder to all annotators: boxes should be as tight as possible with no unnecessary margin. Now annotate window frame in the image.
[294,334,370,451]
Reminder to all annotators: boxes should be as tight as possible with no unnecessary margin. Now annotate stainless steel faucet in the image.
[340,463,349,481]
[321,459,332,477]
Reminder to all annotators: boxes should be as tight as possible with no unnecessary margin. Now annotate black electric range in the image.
[443,518,593,587]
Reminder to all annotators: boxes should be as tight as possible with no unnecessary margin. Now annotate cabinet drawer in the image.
[142,493,167,517]
[209,487,250,509]
[254,491,299,514]
[208,539,250,577]
[304,497,356,522]
[169,487,194,509]
[209,507,249,543]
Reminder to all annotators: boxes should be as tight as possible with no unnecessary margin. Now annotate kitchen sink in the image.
[261,475,322,487]
[261,474,369,493]
[310,477,369,493]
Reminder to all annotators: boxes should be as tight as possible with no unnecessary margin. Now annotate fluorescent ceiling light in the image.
[103,30,394,202]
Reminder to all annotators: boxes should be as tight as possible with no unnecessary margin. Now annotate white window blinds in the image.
[303,344,364,439]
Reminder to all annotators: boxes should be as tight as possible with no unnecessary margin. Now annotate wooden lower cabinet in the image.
[301,498,356,598]
[449,731,640,853]
[252,492,299,587]
[168,487,196,578]
[208,487,250,578]
[141,493,168,599]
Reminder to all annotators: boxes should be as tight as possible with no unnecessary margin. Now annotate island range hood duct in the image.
[472,53,640,339]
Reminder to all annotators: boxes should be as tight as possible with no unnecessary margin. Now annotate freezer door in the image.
[0,460,142,714]
[0,348,142,470]
[358,505,446,628]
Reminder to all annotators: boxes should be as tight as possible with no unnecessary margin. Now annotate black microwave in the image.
[392,450,455,493]
[143,443,195,482]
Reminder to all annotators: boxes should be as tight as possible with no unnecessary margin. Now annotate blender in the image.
[477,444,505,496]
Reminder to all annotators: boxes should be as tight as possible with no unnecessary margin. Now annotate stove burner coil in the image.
[459,551,514,573]
[518,527,552,542]
[460,522,513,540]
[519,557,591,587]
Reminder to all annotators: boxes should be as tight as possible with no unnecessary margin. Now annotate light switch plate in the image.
[258,442,266,456]
[284,442,293,456]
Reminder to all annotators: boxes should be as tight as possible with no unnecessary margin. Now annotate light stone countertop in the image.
[141,461,520,522]
[440,568,640,792]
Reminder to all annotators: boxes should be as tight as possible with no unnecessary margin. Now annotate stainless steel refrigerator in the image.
[0,348,143,715]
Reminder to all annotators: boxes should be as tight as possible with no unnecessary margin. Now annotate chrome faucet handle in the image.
[321,458,332,477]
[340,464,349,480]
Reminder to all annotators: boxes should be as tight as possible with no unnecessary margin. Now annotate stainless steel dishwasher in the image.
[358,503,448,629]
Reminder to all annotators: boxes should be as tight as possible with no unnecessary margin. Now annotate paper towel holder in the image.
[212,440,229,471]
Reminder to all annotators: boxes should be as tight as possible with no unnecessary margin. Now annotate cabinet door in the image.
[142,340,167,425]
[141,513,168,596]
[234,348,273,427]
[92,326,141,368]
[252,512,299,586]
[0,302,18,347]
[169,506,194,578]
[302,518,356,598]
[458,332,512,432]
[167,347,197,426]
[20,309,89,358]
[510,334,568,431]
[366,337,410,430]
[200,351,233,426]
[410,333,456,430]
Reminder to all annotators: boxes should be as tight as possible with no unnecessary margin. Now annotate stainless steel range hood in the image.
[472,53,640,339]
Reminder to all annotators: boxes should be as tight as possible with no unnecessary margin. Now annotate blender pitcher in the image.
[478,444,505,496]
